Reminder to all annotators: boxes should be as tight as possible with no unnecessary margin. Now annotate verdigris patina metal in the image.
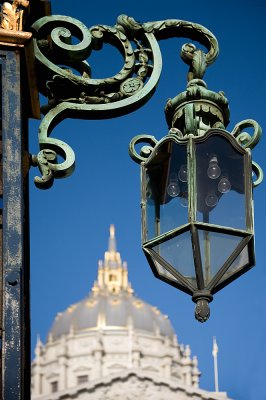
[30,13,263,322]
[127,27,262,322]
[31,14,221,188]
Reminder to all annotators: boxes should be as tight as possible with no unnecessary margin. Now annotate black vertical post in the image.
[0,60,3,395]
[0,46,30,399]
[0,3,50,397]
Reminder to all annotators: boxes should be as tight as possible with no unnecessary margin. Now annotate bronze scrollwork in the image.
[231,119,262,150]
[128,135,158,164]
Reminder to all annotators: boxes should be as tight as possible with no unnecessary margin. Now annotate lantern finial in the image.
[194,298,210,323]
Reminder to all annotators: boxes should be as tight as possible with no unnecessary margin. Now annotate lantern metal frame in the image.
[141,128,255,295]
[130,121,261,321]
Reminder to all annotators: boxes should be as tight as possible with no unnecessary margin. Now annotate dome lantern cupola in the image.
[93,224,132,294]
[48,225,174,339]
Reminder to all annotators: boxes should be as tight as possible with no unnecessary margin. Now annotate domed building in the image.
[31,226,231,400]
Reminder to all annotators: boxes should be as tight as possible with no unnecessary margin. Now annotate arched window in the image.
[51,381,58,393]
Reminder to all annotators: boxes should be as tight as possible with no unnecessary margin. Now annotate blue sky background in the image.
[29,1,266,399]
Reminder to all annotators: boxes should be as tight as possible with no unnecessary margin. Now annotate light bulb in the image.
[207,155,221,180]
[218,177,231,193]
[178,164,188,182]
[167,174,180,197]
[205,193,218,207]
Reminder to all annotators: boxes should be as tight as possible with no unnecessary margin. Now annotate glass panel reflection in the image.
[145,141,188,241]
[153,260,179,283]
[218,245,250,285]
[198,229,242,285]
[152,232,197,288]
[196,135,246,230]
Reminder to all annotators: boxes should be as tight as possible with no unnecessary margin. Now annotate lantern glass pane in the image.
[145,141,188,241]
[197,229,243,285]
[153,260,179,283]
[218,245,249,284]
[196,135,246,229]
[152,231,197,288]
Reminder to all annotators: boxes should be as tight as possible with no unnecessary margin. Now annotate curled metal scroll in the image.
[32,104,76,189]
[231,120,263,187]
[252,161,263,188]
[231,119,262,150]
[129,135,158,164]
[32,15,162,115]
[31,149,57,189]
[32,14,219,188]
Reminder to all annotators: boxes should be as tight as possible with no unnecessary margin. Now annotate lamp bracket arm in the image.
[32,14,218,115]
[31,14,218,188]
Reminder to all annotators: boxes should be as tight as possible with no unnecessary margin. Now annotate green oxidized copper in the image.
[129,49,262,188]
[31,14,222,188]
[31,13,263,322]
[31,14,262,189]
[126,21,262,322]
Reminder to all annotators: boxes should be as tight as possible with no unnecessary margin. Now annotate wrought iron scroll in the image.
[31,14,219,188]
[231,119,263,187]
[128,134,158,164]
[128,127,188,164]
[231,119,262,150]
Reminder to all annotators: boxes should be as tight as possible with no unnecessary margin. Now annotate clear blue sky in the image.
[29,1,266,399]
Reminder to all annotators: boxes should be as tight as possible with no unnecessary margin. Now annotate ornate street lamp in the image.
[129,65,263,322]
[30,13,262,321]
[0,5,263,397]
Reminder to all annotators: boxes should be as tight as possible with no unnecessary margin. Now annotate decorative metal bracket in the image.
[30,14,223,188]
[29,14,262,189]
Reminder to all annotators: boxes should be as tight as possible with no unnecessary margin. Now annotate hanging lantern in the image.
[130,77,263,322]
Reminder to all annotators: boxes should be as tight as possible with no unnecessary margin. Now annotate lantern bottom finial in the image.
[194,298,211,323]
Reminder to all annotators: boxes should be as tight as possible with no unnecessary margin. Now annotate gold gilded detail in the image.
[152,306,160,315]
[111,298,120,305]
[86,299,97,308]
[67,304,77,313]
[1,0,29,31]
[133,300,143,309]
